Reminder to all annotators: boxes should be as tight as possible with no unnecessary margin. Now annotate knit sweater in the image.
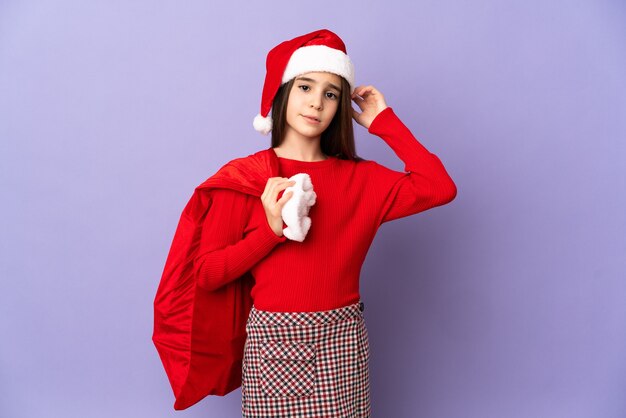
[194,107,457,312]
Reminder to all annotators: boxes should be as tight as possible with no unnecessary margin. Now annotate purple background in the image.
[1,1,625,417]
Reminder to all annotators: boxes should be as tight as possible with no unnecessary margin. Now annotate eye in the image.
[298,85,310,92]
[326,92,338,100]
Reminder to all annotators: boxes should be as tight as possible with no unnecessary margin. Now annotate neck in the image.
[273,137,327,162]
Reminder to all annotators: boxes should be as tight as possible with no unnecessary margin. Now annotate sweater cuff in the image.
[368,106,395,134]
[258,211,288,244]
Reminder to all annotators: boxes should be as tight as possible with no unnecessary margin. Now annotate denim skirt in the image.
[241,300,371,417]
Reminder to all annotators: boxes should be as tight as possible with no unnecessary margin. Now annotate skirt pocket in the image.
[258,339,317,398]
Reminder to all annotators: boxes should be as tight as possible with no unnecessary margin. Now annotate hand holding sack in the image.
[281,173,316,242]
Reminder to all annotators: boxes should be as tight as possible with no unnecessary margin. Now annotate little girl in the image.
[153,28,457,417]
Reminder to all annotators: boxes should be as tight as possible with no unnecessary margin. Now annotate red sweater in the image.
[194,107,457,312]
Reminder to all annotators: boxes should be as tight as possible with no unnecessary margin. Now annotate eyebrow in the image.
[296,76,341,93]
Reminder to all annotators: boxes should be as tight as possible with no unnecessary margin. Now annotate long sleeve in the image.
[193,188,287,291]
[368,107,457,224]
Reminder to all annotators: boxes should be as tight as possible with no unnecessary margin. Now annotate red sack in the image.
[152,148,278,410]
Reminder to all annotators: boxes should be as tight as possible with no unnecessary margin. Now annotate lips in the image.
[302,115,320,122]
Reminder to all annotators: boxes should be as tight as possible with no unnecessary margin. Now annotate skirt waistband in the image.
[247,300,365,327]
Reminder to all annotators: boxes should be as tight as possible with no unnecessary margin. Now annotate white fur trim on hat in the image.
[253,113,273,135]
[282,45,355,94]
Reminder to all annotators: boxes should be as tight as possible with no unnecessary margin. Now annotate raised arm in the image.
[193,188,287,291]
[368,107,457,224]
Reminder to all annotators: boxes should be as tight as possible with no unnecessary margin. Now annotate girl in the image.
[153,28,457,417]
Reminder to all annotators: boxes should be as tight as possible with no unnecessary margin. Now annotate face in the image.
[284,71,342,142]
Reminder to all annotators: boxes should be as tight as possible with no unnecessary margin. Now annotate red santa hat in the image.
[253,28,356,135]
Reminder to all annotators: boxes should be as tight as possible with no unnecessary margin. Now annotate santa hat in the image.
[253,29,356,135]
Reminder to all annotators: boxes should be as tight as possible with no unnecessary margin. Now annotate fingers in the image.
[262,177,295,203]
[277,189,294,206]
[351,85,385,110]
[278,179,296,206]
[352,94,364,103]
[352,85,378,98]
[260,178,296,236]
[351,85,388,116]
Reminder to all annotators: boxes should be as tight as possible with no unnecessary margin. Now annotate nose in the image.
[310,93,323,110]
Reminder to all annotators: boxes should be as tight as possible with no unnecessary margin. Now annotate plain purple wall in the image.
[1,1,625,417]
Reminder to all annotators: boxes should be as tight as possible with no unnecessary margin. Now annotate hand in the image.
[261,177,296,237]
[351,85,388,130]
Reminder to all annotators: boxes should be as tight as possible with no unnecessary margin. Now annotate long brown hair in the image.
[270,76,364,162]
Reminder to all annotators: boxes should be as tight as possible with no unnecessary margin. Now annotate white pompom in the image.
[253,113,273,135]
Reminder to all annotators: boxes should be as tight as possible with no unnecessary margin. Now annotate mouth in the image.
[302,115,321,123]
